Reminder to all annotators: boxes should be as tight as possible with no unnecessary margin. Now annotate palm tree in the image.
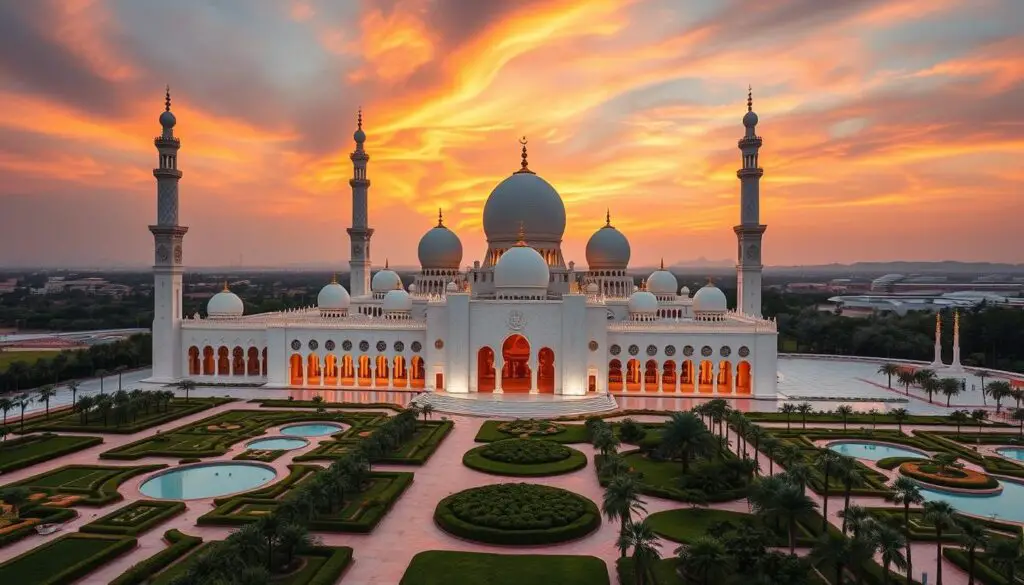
[0,398,12,426]
[974,370,991,403]
[0,426,9,442]
[114,365,127,391]
[890,408,909,433]
[890,477,924,585]
[763,436,780,475]
[897,370,917,395]
[67,380,80,411]
[814,450,841,531]
[623,519,662,585]
[276,523,317,569]
[602,475,647,557]
[879,363,901,389]
[940,378,962,407]
[747,426,767,475]
[96,368,108,394]
[986,380,1012,413]
[923,500,957,585]
[949,410,969,435]
[16,393,32,431]
[779,403,796,431]
[1012,407,1024,437]
[768,480,818,553]
[836,404,854,431]
[676,535,727,585]
[797,402,813,429]
[970,409,988,434]
[37,384,57,419]
[868,408,881,429]
[813,532,851,585]
[7,361,29,393]
[956,518,990,585]
[593,428,621,458]
[838,504,871,538]
[256,515,280,570]
[874,522,908,585]
[175,379,197,403]
[76,395,95,425]
[420,403,434,421]
[988,535,1024,585]
[836,455,860,533]
[660,412,712,474]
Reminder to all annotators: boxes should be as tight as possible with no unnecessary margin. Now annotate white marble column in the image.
[495,354,504,394]
[658,368,664,392]
[693,364,699,394]
[530,358,538,394]
[712,363,719,394]
[388,360,394,388]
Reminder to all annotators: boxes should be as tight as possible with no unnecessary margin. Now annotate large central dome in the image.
[483,171,566,243]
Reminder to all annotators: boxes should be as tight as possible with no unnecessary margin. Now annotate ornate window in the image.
[394,341,405,352]
[308,340,318,351]
[720,346,731,357]
[628,344,639,356]
[376,340,387,352]
[589,340,599,352]
[701,345,713,357]
[609,344,621,356]
[290,339,301,351]
[434,339,444,350]
[359,340,370,352]
[325,340,336,351]
[683,345,694,357]
[665,345,676,357]
[738,346,750,358]
[411,341,422,353]
[646,344,657,356]
[342,340,353,352]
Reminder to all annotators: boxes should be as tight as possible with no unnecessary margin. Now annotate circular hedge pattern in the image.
[464,440,588,477]
[899,461,1000,490]
[434,483,600,544]
[497,419,563,437]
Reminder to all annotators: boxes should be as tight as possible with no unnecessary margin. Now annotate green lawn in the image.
[646,508,754,544]
[0,433,102,472]
[10,463,165,505]
[475,420,591,443]
[297,419,452,464]
[148,542,351,585]
[0,532,136,585]
[399,551,609,585]
[20,397,233,435]
[610,450,749,503]
[80,500,186,536]
[0,350,65,373]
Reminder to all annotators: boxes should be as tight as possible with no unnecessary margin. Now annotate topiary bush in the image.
[434,483,600,545]
[481,439,571,464]
[463,441,587,477]
[496,419,564,437]
[618,418,647,444]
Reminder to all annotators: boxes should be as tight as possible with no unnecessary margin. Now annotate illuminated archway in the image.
[247,347,260,376]
[307,353,321,385]
[737,361,752,395]
[202,346,215,375]
[339,355,354,386]
[289,354,303,385]
[698,360,714,393]
[718,360,733,394]
[411,356,425,388]
[232,346,245,376]
[375,355,389,386]
[625,358,641,392]
[187,346,200,376]
[608,359,623,388]
[477,347,496,392]
[538,347,555,393]
[680,360,694,390]
[393,356,407,388]
[644,359,659,391]
[217,346,230,376]
[662,361,677,392]
[358,355,372,387]
[324,354,338,386]
[501,334,532,392]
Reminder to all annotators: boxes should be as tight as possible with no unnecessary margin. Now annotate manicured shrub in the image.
[80,500,186,536]
[0,434,103,473]
[463,442,587,477]
[0,532,136,585]
[109,529,202,585]
[482,439,571,464]
[618,418,647,444]
[876,456,927,470]
[497,419,564,437]
[898,461,1000,490]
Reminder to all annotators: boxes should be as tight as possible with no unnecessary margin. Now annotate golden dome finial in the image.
[706,276,714,286]
[660,258,665,270]
[747,85,753,112]
[437,208,444,227]
[330,273,337,284]
[165,85,171,112]
[385,258,389,269]
[605,209,611,227]
[513,136,535,174]
[222,280,229,292]
[515,221,527,246]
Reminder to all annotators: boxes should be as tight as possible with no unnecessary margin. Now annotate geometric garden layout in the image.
[3,396,1024,584]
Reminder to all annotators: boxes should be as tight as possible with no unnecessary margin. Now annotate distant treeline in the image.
[0,334,152,393]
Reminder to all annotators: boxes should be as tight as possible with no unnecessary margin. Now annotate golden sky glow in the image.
[0,0,1022,268]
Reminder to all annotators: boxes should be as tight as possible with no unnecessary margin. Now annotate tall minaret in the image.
[148,87,188,382]
[346,108,373,297]
[734,86,766,317]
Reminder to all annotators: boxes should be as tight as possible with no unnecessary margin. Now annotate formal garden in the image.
[462,438,588,476]
[400,550,610,585]
[0,432,102,473]
[17,393,233,434]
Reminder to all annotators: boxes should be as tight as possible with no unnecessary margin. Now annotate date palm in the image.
[623,520,661,585]
[114,364,127,391]
[15,393,32,431]
[897,370,917,395]
[762,436,780,475]
[838,504,871,538]
[920,377,941,404]
[814,450,841,531]
[420,403,434,421]
[796,402,813,429]
[812,532,851,585]
[878,363,901,389]
[76,395,95,425]
[986,380,1012,413]
[37,384,57,419]
[0,397,12,426]
[660,412,712,473]
[949,410,970,435]
[835,455,860,533]
[874,522,908,585]
[836,404,854,431]
[774,481,818,553]
[67,380,80,411]
[175,379,197,403]
[779,403,796,431]
[889,477,924,585]
[970,409,988,434]
[923,500,957,585]
[1012,407,1024,437]
[593,428,620,458]
[676,535,727,585]
[602,474,647,557]
[95,368,107,394]
[956,518,989,585]
[890,408,909,433]
[940,378,962,407]
[988,535,1024,585]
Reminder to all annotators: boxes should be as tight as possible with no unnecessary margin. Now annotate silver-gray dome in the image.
[483,172,566,242]
[586,223,630,270]
[417,223,463,270]
[159,110,176,129]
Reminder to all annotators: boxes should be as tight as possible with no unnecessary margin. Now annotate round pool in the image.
[827,441,928,461]
[919,478,1024,523]
[280,422,343,437]
[139,463,276,500]
[996,448,1024,461]
[246,437,308,451]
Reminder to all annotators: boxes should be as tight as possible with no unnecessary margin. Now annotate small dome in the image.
[585,282,600,294]
[446,281,460,292]
[693,282,728,313]
[494,245,550,289]
[483,172,566,242]
[417,215,463,270]
[408,282,417,293]
[743,110,758,128]
[159,110,176,129]
[317,280,350,310]
[680,285,691,297]
[207,288,243,318]
[628,291,658,314]
[371,267,402,292]
[354,128,366,143]
[383,288,412,312]
[647,265,678,296]
[586,216,630,270]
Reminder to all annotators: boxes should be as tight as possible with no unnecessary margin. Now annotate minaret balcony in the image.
[153,168,183,179]
[737,136,762,147]
[154,136,180,146]
[736,168,763,179]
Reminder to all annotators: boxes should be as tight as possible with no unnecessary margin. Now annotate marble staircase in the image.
[410,392,618,418]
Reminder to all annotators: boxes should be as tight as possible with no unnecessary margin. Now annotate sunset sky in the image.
[1,0,1022,269]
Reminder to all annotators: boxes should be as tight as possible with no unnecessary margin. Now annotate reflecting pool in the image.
[827,441,928,461]
[139,463,276,500]
[918,479,1024,523]
[280,423,343,437]
[996,448,1024,461]
[246,437,308,451]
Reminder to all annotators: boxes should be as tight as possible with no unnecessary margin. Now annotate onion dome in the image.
[159,86,176,129]
[371,260,402,293]
[408,282,417,293]
[207,283,243,318]
[494,225,550,290]
[417,209,463,270]
[482,138,566,243]
[693,279,728,313]
[628,291,658,317]
[585,210,631,270]
[383,288,413,313]
[317,276,351,313]
[585,282,600,295]
[680,285,691,297]
[446,281,460,293]
[647,259,678,297]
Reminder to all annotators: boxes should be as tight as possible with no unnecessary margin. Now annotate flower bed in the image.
[899,461,1000,490]
[463,440,587,477]
[475,420,590,444]
[496,419,564,437]
[9,464,166,506]
[80,500,185,536]
[0,532,137,585]
[433,483,600,545]
[875,456,928,470]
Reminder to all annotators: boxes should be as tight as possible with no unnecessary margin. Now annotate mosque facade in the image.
[146,89,778,399]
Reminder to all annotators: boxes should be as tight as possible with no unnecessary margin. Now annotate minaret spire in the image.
[605,209,612,227]
[513,136,535,174]
[165,85,171,112]
[734,86,766,317]
[347,107,373,297]
[747,85,752,112]
[437,208,444,227]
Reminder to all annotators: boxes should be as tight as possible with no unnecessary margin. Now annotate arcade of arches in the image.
[607,358,752,394]
[287,353,426,388]
[477,334,556,393]
[188,346,267,378]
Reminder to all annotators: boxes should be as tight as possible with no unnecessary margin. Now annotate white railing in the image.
[608,314,777,333]
[183,308,426,330]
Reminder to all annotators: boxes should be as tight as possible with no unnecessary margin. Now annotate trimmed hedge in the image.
[0,506,76,547]
[10,464,166,506]
[375,420,453,465]
[109,529,203,585]
[943,548,1011,585]
[646,508,843,547]
[865,507,1020,542]
[19,397,233,435]
[401,551,610,585]
[80,500,186,536]
[475,420,590,444]
[295,546,354,585]
[463,441,588,477]
[597,450,750,503]
[434,483,601,545]
[876,456,927,470]
[251,398,405,412]
[0,532,136,585]
[0,433,103,473]
[899,462,1000,490]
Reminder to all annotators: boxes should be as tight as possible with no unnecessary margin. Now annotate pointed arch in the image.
[698,360,714,393]
[718,360,733,394]
[375,355,390,386]
[289,354,303,385]
[608,359,623,387]
[538,347,555,393]
[625,358,641,392]
[187,346,200,376]
[358,355,372,386]
[217,346,230,376]
[644,359,659,391]
[501,334,532,392]
[662,361,677,392]
[232,346,245,376]
[737,361,752,395]
[202,346,215,375]
[393,355,407,388]
[679,360,694,389]
[247,347,260,376]
[340,354,354,386]
[324,354,338,385]
[306,353,321,385]
[411,356,425,388]
[477,347,495,392]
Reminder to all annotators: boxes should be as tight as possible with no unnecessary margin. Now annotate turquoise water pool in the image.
[246,437,308,451]
[280,423,343,437]
[996,448,1024,461]
[827,441,927,461]
[918,479,1024,523]
[139,463,276,500]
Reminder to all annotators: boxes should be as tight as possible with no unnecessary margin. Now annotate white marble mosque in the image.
[145,89,778,400]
